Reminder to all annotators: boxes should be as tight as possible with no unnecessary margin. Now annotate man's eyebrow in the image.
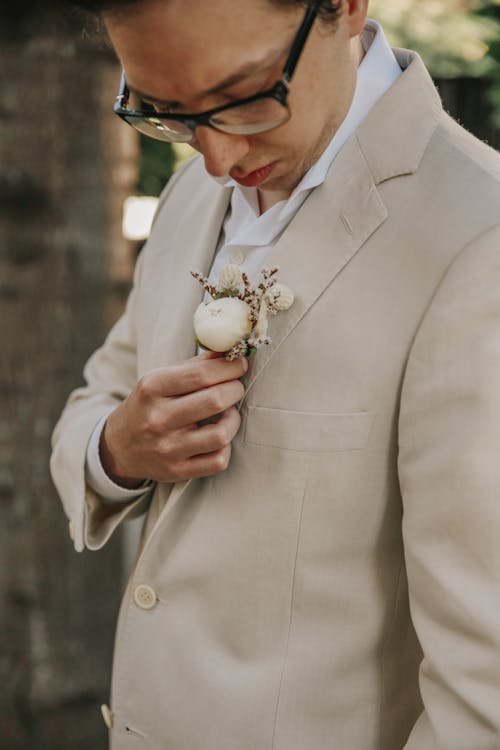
[128,46,285,108]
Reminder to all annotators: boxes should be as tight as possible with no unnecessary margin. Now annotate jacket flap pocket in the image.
[244,406,374,452]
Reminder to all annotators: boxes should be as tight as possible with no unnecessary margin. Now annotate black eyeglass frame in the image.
[113,0,321,140]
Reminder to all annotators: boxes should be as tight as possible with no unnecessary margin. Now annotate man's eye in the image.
[140,100,158,113]
[222,72,273,104]
[134,96,177,114]
[159,102,184,114]
[224,84,266,104]
[142,100,171,113]
[225,91,253,104]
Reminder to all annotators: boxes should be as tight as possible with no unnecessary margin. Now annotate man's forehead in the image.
[105,0,299,40]
[126,45,285,107]
[106,0,300,105]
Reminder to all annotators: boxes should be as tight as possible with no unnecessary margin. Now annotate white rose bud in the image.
[194,297,252,352]
[218,263,243,292]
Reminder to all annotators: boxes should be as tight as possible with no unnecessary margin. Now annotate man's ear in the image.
[343,0,369,37]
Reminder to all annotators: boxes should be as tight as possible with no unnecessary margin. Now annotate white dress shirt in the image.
[85,19,402,502]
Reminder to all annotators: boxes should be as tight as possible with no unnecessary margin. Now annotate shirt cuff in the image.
[85,413,152,502]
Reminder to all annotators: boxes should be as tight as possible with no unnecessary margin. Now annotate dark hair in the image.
[69,0,342,24]
[273,1,342,24]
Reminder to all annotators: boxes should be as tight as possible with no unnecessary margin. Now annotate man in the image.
[51,0,500,747]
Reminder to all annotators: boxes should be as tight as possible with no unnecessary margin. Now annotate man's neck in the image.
[256,37,366,217]
[258,188,291,214]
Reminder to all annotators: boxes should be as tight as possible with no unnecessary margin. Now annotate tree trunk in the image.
[0,5,137,748]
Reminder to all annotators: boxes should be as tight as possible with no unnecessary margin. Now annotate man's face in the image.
[105,0,367,198]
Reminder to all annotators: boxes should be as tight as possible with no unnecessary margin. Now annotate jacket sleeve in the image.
[50,245,156,553]
[399,223,500,749]
[50,159,201,553]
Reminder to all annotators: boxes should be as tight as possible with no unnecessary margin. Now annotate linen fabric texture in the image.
[50,47,500,750]
[84,17,401,499]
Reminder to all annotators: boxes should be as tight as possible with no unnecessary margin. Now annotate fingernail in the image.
[242,357,249,372]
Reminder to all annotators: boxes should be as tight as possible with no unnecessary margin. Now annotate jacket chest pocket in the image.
[243,405,374,453]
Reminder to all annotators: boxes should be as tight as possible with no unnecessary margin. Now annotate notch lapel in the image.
[240,135,388,401]
[146,177,232,523]
[150,179,232,370]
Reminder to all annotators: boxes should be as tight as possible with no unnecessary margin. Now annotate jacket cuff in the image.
[86,413,152,502]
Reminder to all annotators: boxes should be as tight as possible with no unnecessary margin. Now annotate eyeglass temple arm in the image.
[115,71,129,107]
[282,0,321,83]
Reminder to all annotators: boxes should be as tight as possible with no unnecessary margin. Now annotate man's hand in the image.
[99,351,248,487]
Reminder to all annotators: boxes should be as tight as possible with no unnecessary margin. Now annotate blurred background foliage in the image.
[370,0,499,77]
[369,0,500,123]
[137,138,192,195]
[137,135,175,195]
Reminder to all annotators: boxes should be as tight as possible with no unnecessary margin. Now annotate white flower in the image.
[218,264,243,292]
[194,297,252,352]
[266,283,294,311]
[191,264,295,359]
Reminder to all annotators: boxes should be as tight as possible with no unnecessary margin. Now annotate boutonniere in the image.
[191,263,294,361]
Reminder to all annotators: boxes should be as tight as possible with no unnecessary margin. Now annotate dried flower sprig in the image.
[191,263,294,360]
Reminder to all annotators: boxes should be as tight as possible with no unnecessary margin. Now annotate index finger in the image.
[144,354,248,398]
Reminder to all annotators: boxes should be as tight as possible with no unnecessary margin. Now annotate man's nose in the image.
[194,127,250,177]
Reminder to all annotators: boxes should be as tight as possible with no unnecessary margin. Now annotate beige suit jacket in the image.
[51,48,500,750]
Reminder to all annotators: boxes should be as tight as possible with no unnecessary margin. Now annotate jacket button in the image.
[133,584,157,610]
[100,703,113,729]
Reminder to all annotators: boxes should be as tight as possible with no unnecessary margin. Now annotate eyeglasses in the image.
[113,1,320,143]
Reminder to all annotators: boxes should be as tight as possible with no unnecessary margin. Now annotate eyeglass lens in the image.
[125,95,290,143]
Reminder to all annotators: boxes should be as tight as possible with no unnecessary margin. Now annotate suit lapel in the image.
[240,135,387,401]
[147,180,232,518]
[150,180,232,369]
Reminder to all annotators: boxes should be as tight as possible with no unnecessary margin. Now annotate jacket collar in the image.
[356,48,442,184]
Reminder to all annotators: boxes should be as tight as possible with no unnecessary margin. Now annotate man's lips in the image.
[230,161,277,188]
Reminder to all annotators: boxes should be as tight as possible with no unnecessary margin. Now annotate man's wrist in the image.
[99,420,145,489]
[85,415,151,501]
